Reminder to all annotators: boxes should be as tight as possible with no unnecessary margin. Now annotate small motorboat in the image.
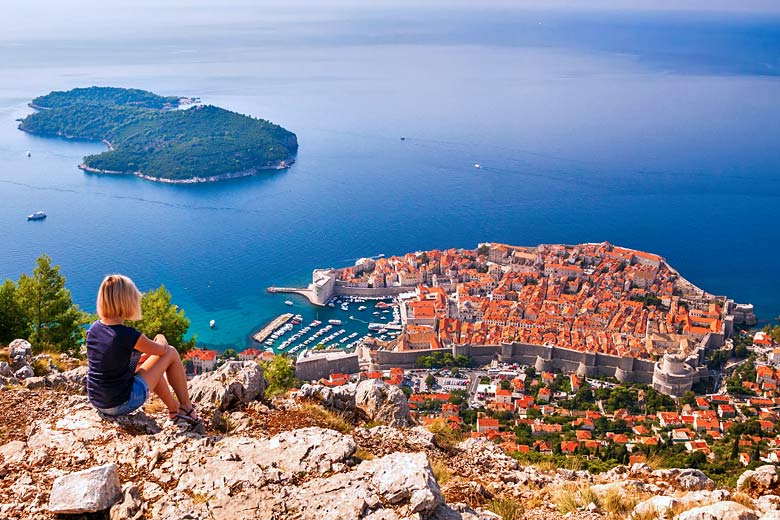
[209,319,215,328]
[26,151,32,157]
[27,211,46,221]
[474,163,481,169]
[285,300,294,306]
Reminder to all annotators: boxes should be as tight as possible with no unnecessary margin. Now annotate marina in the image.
[251,312,294,344]
[256,294,403,354]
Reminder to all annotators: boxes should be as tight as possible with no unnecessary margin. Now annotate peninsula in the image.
[279,241,758,396]
[18,87,298,183]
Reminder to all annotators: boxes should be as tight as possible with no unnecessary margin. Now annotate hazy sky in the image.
[1,0,778,43]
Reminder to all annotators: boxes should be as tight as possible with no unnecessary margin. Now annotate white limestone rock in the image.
[14,365,34,380]
[756,495,780,514]
[677,501,759,520]
[354,379,411,427]
[188,360,265,411]
[0,440,27,465]
[633,495,680,519]
[653,467,715,491]
[0,361,13,377]
[9,339,32,370]
[738,465,780,496]
[48,463,122,514]
[110,483,145,520]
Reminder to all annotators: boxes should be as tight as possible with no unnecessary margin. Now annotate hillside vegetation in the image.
[19,86,298,182]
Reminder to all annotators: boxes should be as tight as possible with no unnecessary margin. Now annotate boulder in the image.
[654,467,715,491]
[756,495,780,514]
[298,382,358,411]
[50,365,88,392]
[110,483,145,520]
[738,465,780,497]
[0,361,13,377]
[761,511,780,520]
[0,440,27,465]
[354,379,411,427]
[9,339,32,370]
[677,501,759,520]
[48,463,122,514]
[14,366,34,380]
[22,376,47,389]
[292,451,442,519]
[633,495,680,519]
[189,361,265,411]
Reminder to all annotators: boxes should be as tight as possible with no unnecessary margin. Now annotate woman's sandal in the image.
[171,404,202,424]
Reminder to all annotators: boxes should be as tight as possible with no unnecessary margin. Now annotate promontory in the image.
[18,86,298,183]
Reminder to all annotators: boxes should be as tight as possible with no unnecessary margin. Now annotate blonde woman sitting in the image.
[85,274,200,423]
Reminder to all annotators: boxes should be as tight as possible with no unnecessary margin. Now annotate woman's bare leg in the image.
[137,335,193,412]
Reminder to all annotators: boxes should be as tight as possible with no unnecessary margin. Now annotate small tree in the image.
[15,255,87,352]
[425,374,436,389]
[0,279,28,344]
[135,285,195,353]
[262,355,298,397]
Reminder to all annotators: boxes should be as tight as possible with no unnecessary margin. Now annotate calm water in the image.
[1,5,779,349]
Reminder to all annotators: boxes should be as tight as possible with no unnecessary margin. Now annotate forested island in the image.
[18,87,298,183]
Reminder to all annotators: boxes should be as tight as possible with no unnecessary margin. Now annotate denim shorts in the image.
[97,375,149,416]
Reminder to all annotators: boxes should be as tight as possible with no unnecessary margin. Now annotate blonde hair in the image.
[97,274,142,321]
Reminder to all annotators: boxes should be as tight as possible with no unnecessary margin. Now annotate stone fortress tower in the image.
[652,351,695,397]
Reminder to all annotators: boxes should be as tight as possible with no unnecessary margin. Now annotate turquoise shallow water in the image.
[0,6,779,350]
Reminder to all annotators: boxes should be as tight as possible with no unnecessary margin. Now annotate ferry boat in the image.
[284,300,294,306]
[27,211,46,221]
[328,319,342,326]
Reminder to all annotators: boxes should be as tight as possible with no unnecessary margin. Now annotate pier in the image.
[252,313,294,344]
[267,286,321,306]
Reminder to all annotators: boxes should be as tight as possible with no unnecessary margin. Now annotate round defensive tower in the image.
[652,352,694,397]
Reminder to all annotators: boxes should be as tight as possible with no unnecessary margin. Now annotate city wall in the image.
[295,351,360,381]
[333,285,409,298]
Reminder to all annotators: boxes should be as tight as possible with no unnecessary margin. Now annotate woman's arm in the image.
[134,334,170,356]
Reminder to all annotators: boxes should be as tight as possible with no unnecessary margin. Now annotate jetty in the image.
[267,286,320,306]
[252,313,294,344]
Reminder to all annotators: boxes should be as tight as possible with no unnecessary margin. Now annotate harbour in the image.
[254,295,402,356]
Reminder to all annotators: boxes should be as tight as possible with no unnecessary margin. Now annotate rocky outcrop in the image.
[354,379,411,427]
[48,463,122,514]
[188,360,265,411]
[0,353,775,520]
[298,379,412,427]
[738,465,780,498]
[677,501,759,520]
[8,339,32,370]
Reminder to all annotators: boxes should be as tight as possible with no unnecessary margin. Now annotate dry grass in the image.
[631,507,659,520]
[299,402,353,434]
[553,486,580,515]
[533,459,558,473]
[602,487,639,519]
[190,492,211,504]
[645,454,665,470]
[426,418,462,450]
[485,496,524,520]
[354,448,375,461]
[731,492,756,510]
[431,458,454,484]
[579,484,601,510]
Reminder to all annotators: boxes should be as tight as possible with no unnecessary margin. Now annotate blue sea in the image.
[1,4,779,350]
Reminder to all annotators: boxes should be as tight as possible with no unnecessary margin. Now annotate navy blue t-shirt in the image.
[86,321,143,409]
